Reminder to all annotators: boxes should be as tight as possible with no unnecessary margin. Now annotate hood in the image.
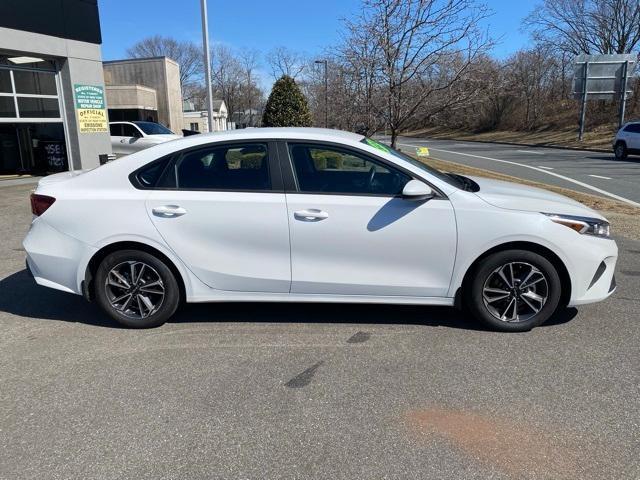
[469,176,605,220]
[146,134,182,142]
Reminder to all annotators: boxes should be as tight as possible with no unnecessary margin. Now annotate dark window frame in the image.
[121,123,142,138]
[129,139,284,193]
[278,140,447,199]
[109,123,122,136]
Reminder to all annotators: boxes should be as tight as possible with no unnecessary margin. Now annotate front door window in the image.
[288,144,410,196]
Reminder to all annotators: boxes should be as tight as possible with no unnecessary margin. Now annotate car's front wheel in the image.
[466,250,562,332]
[94,249,180,328]
[614,141,627,160]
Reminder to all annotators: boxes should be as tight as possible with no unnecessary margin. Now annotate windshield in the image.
[360,138,466,190]
[133,121,174,135]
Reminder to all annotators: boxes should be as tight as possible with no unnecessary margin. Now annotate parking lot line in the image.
[588,174,612,180]
[517,150,546,155]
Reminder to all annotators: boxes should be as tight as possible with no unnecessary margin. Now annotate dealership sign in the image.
[74,84,108,133]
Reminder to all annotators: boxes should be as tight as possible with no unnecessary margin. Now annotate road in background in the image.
[380,136,640,205]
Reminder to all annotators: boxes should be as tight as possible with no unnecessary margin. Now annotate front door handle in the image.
[152,205,187,217]
[294,209,329,221]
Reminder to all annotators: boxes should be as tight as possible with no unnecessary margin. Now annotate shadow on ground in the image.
[0,269,578,331]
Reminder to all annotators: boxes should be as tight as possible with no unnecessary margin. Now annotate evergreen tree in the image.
[262,75,312,127]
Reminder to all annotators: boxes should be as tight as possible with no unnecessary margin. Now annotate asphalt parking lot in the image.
[1,183,639,480]
[385,136,640,206]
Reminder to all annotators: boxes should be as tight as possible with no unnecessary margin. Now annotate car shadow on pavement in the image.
[0,269,578,331]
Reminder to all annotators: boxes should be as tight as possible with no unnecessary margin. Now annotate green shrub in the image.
[262,75,312,128]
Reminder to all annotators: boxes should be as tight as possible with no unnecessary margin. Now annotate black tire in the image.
[94,249,180,328]
[465,249,562,332]
[614,141,627,160]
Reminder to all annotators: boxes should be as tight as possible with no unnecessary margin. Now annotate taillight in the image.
[30,194,56,216]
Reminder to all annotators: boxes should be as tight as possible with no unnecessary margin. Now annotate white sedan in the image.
[109,121,181,158]
[24,128,617,331]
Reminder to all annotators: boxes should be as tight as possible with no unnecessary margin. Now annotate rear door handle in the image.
[152,205,187,217]
[294,209,329,221]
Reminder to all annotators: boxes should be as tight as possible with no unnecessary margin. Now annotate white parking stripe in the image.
[398,143,640,207]
[588,174,612,180]
[538,166,554,170]
[517,150,545,155]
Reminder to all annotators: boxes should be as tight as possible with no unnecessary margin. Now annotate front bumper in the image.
[565,236,618,307]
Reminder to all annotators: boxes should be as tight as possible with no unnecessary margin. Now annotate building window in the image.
[0,56,62,122]
[17,97,60,118]
[0,97,16,117]
[12,70,57,95]
[190,122,199,131]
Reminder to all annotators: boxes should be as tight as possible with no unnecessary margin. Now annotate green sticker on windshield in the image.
[363,138,390,153]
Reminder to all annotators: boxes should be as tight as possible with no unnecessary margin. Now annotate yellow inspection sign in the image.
[416,147,430,157]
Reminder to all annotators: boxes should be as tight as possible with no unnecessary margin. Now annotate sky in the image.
[98,0,535,83]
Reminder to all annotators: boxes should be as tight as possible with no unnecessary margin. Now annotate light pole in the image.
[315,59,328,128]
[200,0,214,132]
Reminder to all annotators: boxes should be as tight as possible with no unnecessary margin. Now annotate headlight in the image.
[543,213,611,238]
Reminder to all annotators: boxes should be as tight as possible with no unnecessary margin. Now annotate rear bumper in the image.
[23,218,96,295]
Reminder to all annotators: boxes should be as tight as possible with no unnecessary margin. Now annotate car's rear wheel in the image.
[94,249,180,328]
[466,250,562,332]
[614,142,627,160]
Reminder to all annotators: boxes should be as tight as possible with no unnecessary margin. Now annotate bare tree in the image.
[209,45,265,125]
[506,47,557,129]
[209,45,244,119]
[238,49,262,125]
[266,47,306,80]
[350,0,493,146]
[127,35,202,87]
[525,0,640,55]
[338,20,384,134]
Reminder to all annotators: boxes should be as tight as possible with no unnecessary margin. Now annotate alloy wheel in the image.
[482,262,549,323]
[104,261,165,319]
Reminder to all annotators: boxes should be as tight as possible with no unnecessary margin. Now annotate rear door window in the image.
[159,143,271,191]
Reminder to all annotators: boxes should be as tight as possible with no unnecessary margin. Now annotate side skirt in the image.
[186,292,455,306]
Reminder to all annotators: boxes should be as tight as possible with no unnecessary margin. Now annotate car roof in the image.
[126,127,365,150]
[196,127,364,142]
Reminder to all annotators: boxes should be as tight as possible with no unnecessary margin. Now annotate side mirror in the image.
[402,179,434,201]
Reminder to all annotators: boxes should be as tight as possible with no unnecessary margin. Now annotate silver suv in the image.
[613,121,640,159]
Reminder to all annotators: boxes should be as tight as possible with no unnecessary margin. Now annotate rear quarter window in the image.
[132,157,171,188]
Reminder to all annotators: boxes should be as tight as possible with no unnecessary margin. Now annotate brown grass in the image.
[416,155,640,240]
[404,125,616,151]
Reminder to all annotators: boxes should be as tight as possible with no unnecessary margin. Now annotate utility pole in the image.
[618,60,629,129]
[315,59,328,128]
[200,0,214,133]
[578,61,589,141]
